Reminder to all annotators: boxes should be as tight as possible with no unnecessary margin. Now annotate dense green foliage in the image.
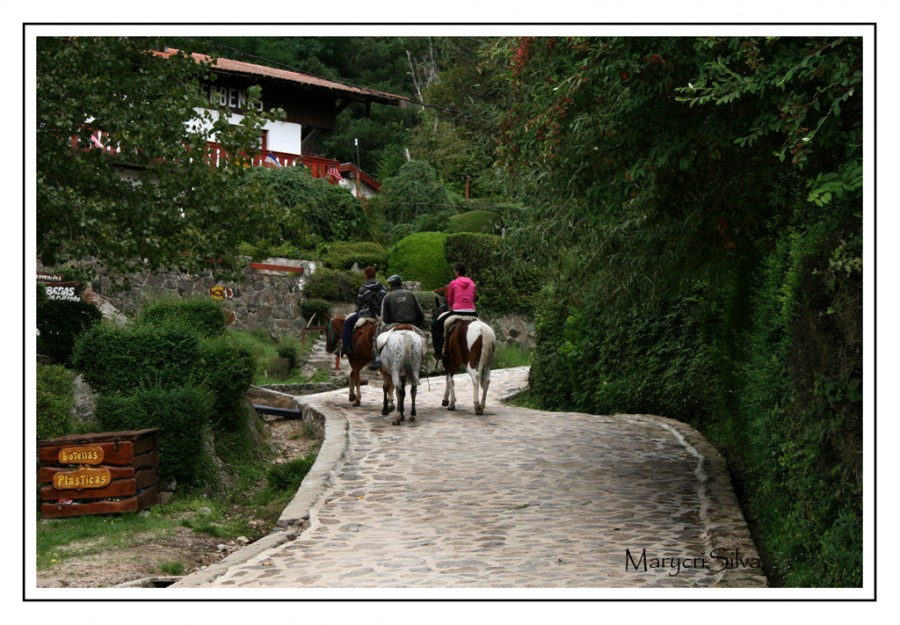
[386,232,451,291]
[134,298,227,338]
[196,336,256,428]
[491,36,863,587]
[94,387,213,485]
[246,166,372,247]
[300,298,332,323]
[72,299,257,485]
[447,210,501,234]
[303,267,361,302]
[36,364,75,440]
[320,241,388,270]
[36,298,103,365]
[370,160,454,242]
[36,37,283,278]
[72,324,202,394]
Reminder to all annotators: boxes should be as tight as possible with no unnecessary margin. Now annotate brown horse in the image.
[433,300,497,415]
[325,314,392,410]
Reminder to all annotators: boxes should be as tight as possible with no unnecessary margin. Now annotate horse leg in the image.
[478,372,490,416]
[382,377,395,415]
[353,366,362,407]
[443,370,456,411]
[466,365,484,414]
[348,366,357,404]
[392,376,405,425]
[409,380,417,422]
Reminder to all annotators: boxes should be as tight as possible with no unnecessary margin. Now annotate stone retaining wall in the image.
[37,258,535,349]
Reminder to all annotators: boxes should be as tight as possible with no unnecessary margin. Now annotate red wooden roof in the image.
[154,48,410,107]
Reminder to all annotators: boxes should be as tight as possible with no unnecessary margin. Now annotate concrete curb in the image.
[170,392,351,588]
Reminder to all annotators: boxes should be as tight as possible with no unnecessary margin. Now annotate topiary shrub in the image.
[447,210,500,234]
[72,323,201,394]
[37,298,103,365]
[36,364,75,440]
[94,386,213,486]
[388,232,451,291]
[196,335,255,429]
[321,241,387,270]
[300,298,331,323]
[134,297,227,338]
[304,267,360,302]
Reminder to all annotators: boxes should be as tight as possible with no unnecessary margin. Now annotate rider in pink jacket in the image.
[432,262,477,360]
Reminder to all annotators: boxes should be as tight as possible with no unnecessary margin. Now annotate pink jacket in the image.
[447,276,476,312]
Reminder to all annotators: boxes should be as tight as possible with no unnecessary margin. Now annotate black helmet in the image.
[388,274,403,287]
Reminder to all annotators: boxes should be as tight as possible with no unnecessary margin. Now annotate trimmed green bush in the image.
[304,267,360,302]
[37,298,102,365]
[321,241,387,270]
[387,232,451,292]
[135,297,227,338]
[36,364,75,440]
[448,210,500,234]
[197,335,255,429]
[94,387,213,486]
[300,298,331,323]
[72,323,201,394]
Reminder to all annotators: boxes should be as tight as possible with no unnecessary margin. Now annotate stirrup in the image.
[368,358,381,371]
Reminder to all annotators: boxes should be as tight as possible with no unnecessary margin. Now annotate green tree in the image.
[36,37,284,277]
[369,160,454,241]
[489,35,863,587]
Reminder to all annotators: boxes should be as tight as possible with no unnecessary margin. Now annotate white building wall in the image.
[191,108,302,155]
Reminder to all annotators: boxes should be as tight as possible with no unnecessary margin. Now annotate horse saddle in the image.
[376,324,425,350]
[443,314,477,337]
[353,316,378,331]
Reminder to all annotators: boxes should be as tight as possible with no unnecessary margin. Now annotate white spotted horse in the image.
[433,297,496,415]
[377,325,424,425]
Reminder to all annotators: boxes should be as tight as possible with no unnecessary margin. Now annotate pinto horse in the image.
[325,314,391,409]
[433,298,497,415]
[379,327,424,425]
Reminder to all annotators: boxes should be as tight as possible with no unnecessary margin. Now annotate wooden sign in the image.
[58,445,104,465]
[53,467,112,491]
[38,429,160,518]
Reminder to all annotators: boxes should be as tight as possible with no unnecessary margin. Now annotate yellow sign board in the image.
[53,467,112,491]
[58,446,104,465]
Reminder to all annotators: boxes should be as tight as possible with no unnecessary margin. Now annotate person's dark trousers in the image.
[342,312,359,356]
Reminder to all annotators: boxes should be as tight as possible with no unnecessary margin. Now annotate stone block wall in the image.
[37,258,535,349]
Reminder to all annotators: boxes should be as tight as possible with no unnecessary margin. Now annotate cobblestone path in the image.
[174,366,766,592]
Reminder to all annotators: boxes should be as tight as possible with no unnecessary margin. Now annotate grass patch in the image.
[36,509,179,570]
[159,561,186,576]
[492,343,532,369]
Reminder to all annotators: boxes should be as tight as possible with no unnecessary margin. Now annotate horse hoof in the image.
[441,400,449,407]
[391,419,401,426]
[476,407,484,415]
[447,406,455,411]
[409,416,416,423]
[382,408,391,416]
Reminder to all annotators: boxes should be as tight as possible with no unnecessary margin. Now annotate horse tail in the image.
[477,323,496,384]
[402,332,420,385]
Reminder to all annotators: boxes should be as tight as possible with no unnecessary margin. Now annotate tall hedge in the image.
[94,387,213,486]
[72,324,201,394]
[36,364,75,440]
[387,232,451,291]
[134,297,227,338]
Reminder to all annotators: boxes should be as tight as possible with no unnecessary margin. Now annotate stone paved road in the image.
[174,366,766,591]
